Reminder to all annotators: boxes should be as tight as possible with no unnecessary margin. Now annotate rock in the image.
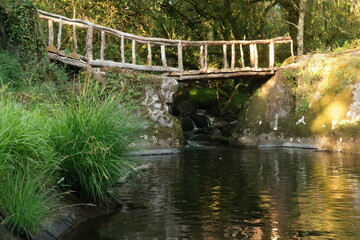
[168,104,181,116]
[210,128,229,144]
[182,117,195,131]
[210,128,222,139]
[177,100,197,116]
[183,131,192,139]
[189,134,213,142]
[190,114,210,128]
[212,120,229,128]
[222,124,235,137]
[134,76,184,149]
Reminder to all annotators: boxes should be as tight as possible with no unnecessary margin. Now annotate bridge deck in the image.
[40,10,293,81]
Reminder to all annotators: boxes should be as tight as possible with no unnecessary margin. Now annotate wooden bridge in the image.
[38,10,294,81]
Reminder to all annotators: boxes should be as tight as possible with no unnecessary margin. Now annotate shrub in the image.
[52,79,143,202]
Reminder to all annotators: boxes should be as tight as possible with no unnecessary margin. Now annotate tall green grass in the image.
[0,96,58,238]
[52,79,143,202]
[0,53,145,237]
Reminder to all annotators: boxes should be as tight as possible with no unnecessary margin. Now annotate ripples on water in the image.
[65,147,360,239]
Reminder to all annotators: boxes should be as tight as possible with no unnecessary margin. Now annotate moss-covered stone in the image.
[231,53,360,152]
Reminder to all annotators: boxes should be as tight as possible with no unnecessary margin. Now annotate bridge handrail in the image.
[38,9,294,76]
[38,10,292,46]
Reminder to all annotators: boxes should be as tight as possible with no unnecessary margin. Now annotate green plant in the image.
[52,79,143,202]
[0,167,56,238]
[0,95,58,238]
[3,0,44,62]
[0,51,24,88]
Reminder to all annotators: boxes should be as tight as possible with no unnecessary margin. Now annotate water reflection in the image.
[65,148,360,240]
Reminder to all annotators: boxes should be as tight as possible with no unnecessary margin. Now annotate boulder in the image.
[190,114,210,128]
[182,117,195,131]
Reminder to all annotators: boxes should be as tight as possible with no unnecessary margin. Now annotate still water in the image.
[65,147,360,239]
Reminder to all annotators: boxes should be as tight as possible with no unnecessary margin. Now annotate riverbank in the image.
[230,50,360,153]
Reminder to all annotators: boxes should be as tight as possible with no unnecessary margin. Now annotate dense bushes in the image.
[0,52,144,238]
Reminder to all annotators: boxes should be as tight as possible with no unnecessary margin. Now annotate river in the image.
[64,147,360,239]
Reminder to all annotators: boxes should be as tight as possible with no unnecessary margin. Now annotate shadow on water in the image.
[64,147,360,240]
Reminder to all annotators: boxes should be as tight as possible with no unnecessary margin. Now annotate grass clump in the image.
[0,95,58,238]
[52,79,143,203]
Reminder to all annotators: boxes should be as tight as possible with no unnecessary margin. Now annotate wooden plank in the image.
[176,71,275,81]
[178,41,184,79]
[269,40,275,72]
[147,42,152,66]
[89,59,180,72]
[291,40,295,62]
[121,35,125,63]
[161,45,167,67]
[231,43,236,69]
[250,44,255,68]
[48,19,54,46]
[57,19,63,51]
[204,44,208,72]
[223,44,228,69]
[86,25,93,60]
[47,52,87,68]
[100,31,106,60]
[200,45,205,69]
[250,44,258,69]
[73,25,78,52]
[170,67,276,76]
[132,39,136,65]
[254,43,258,69]
[240,44,245,68]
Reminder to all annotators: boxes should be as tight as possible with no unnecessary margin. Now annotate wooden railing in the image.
[38,10,294,78]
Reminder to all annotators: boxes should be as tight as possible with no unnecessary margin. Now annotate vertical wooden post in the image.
[147,42,152,66]
[48,20,54,47]
[291,40,295,62]
[73,25,78,52]
[56,19,63,51]
[204,44,208,72]
[254,43,258,69]
[250,44,258,69]
[231,43,236,69]
[200,45,205,70]
[132,39,136,65]
[161,45,167,67]
[178,41,183,79]
[86,25,93,60]
[269,40,275,72]
[100,31,106,60]
[240,44,245,68]
[121,35,125,63]
[223,44,228,69]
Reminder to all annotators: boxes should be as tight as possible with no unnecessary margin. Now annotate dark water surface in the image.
[64,147,360,239]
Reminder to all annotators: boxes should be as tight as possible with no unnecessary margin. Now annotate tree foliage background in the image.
[34,0,359,53]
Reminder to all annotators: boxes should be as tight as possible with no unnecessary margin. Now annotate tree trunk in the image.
[297,0,307,55]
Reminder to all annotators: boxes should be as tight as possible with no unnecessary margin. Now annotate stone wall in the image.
[132,76,184,150]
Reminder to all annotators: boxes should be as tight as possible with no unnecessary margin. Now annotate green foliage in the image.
[51,78,143,202]
[0,95,58,238]
[188,88,217,105]
[0,51,24,88]
[0,168,55,238]
[2,0,44,62]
